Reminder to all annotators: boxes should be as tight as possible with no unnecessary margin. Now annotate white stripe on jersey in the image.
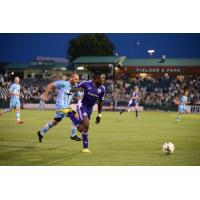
[77,101,83,120]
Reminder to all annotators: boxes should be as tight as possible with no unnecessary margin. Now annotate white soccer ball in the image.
[162,142,175,154]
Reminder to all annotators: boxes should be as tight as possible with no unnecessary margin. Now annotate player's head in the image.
[134,86,139,92]
[184,90,189,96]
[69,73,79,85]
[14,77,20,84]
[93,71,105,87]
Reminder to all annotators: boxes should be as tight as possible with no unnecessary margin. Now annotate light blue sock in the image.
[16,111,20,121]
[70,122,77,137]
[176,115,180,121]
[40,122,53,136]
[3,108,10,113]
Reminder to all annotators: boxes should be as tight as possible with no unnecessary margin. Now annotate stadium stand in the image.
[0,75,200,110]
[1,57,200,110]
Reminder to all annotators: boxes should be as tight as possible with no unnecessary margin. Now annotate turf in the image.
[0,110,200,166]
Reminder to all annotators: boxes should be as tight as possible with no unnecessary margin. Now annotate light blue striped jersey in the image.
[9,83,20,100]
[179,95,187,106]
[53,80,74,110]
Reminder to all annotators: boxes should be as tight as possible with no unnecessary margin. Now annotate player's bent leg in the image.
[66,110,82,141]
[186,109,191,113]
[67,110,84,134]
[176,105,183,122]
[135,105,140,119]
[176,111,181,122]
[77,124,84,132]
[67,110,80,126]
[0,108,11,116]
[70,120,82,141]
[81,117,90,153]
[37,119,60,143]
[119,108,126,115]
[16,101,24,124]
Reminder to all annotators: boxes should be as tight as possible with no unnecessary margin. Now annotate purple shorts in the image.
[129,100,138,108]
[77,104,92,120]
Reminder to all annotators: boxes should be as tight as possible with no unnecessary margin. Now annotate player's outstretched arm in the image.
[43,82,54,100]
[95,100,103,124]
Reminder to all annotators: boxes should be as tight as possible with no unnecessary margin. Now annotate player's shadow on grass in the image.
[0,144,36,149]
[0,139,38,143]
[47,151,82,165]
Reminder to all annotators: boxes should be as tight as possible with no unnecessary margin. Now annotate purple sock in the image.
[82,132,88,148]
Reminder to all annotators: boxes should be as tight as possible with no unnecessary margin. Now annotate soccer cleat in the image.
[16,120,24,124]
[176,117,180,122]
[119,110,124,115]
[37,131,43,143]
[70,135,82,141]
[82,148,91,153]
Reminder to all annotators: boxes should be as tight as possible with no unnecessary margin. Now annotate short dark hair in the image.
[93,71,103,79]
[70,73,78,78]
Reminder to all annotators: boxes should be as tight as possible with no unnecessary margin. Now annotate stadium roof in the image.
[122,58,200,67]
[36,56,69,63]
[5,62,30,69]
[4,62,67,70]
[3,57,200,70]
[73,56,200,67]
[73,56,123,64]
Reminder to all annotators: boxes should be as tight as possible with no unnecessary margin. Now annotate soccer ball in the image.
[162,142,175,154]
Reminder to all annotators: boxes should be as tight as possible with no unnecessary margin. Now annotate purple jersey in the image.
[77,80,105,119]
[132,92,139,103]
[78,80,105,109]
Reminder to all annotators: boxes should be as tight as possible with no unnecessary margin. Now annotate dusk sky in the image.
[0,33,200,62]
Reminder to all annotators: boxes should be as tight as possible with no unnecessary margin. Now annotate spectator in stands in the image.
[0,75,200,109]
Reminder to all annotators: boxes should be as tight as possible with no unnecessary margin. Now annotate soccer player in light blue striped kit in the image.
[176,90,190,122]
[38,95,45,111]
[0,77,24,124]
[37,73,82,142]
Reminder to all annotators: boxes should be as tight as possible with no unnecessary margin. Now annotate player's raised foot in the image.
[37,131,43,143]
[70,135,82,141]
[119,110,124,115]
[82,148,91,153]
[16,120,24,124]
[176,117,180,122]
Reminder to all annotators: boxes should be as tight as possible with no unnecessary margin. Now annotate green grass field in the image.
[0,110,200,166]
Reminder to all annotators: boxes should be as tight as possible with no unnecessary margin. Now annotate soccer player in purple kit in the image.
[76,71,105,153]
[119,86,140,119]
[128,86,140,119]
